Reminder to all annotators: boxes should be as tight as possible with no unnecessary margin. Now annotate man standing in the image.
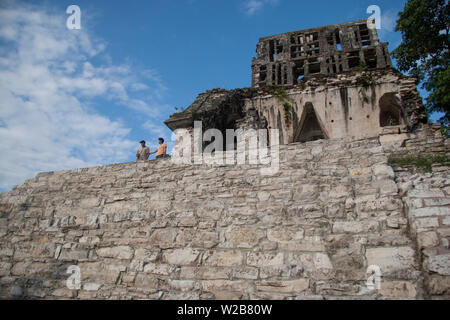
[136,140,150,161]
[150,137,167,159]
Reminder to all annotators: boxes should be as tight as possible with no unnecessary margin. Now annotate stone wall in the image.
[0,126,448,299]
[245,69,425,144]
[165,69,427,148]
[396,170,450,298]
[251,19,391,87]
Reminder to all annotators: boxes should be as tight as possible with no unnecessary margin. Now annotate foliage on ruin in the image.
[388,154,449,172]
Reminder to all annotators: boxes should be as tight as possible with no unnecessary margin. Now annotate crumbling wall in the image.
[165,69,427,147]
[251,19,392,88]
[0,130,448,300]
[396,170,450,298]
[380,124,450,298]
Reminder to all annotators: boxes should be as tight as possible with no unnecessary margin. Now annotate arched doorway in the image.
[379,93,403,127]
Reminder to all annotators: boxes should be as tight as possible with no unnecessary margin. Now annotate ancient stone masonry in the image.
[251,19,392,88]
[0,20,448,300]
[0,124,449,299]
[165,69,427,146]
[165,21,426,147]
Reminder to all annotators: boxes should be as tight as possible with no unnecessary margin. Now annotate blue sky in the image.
[0,0,440,191]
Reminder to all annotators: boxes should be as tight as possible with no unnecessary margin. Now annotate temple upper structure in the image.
[164,19,427,147]
[251,19,392,87]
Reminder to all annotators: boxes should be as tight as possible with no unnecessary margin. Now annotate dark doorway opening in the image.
[294,103,327,143]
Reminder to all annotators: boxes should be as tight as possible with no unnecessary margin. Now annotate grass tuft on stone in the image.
[388,154,449,172]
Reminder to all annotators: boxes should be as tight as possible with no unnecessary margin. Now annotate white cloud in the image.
[242,0,280,16]
[377,9,398,40]
[380,9,397,33]
[0,2,168,190]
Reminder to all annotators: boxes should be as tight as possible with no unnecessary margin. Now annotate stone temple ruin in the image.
[251,19,392,87]
[165,19,427,148]
[0,20,449,300]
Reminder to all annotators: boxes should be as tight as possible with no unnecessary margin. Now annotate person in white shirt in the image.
[136,140,150,161]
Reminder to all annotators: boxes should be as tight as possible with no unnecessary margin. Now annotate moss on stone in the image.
[388,154,449,172]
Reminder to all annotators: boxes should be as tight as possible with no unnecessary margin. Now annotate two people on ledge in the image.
[136,138,167,161]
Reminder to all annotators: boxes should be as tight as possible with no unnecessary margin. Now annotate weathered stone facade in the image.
[165,68,426,146]
[0,124,448,299]
[165,20,426,146]
[0,20,447,300]
[251,19,391,88]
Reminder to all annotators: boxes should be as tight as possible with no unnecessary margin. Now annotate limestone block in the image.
[365,246,416,272]
[257,191,271,201]
[372,164,395,179]
[134,248,159,262]
[427,275,450,295]
[428,254,450,275]
[311,146,323,156]
[293,184,319,200]
[379,281,417,298]
[267,228,304,243]
[0,262,12,276]
[180,266,231,280]
[143,263,176,276]
[375,179,398,194]
[423,198,450,207]
[410,207,450,218]
[202,280,249,293]
[52,288,76,298]
[149,228,178,249]
[162,248,201,265]
[246,252,284,267]
[0,247,13,256]
[79,236,100,245]
[379,133,409,148]
[232,266,259,280]
[444,216,450,226]
[202,250,243,267]
[407,189,445,198]
[97,246,134,260]
[191,231,219,249]
[83,283,102,291]
[129,259,144,272]
[413,217,439,230]
[9,285,23,297]
[224,226,265,248]
[79,198,101,208]
[333,221,378,234]
[134,273,159,289]
[58,249,89,261]
[103,201,139,214]
[329,185,350,199]
[79,262,126,284]
[350,167,372,177]
[313,253,333,270]
[196,200,225,220]
[256,279,309,293]
[167,279,196,292]
[277,236,326,252]
[27,286,46,298]
[417,232,439,248]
